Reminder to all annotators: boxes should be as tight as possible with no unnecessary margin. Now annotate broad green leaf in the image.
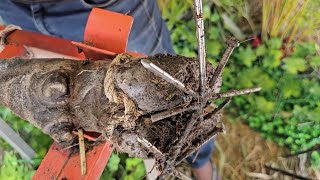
[125,158,145,180]
[267,38,282,49]
[310,56,320,67]
[207,40,223,56]
[255,96,275,113]
[256,74,275,90]
[203,5,211,20]
[309,84,320,96]
[209,27,220,40]
[292,42,317,57]
[262,50,283,69]
[107,153,121,173]
[210,11,220,22]
[283,57,307,74]
[281,77,301,98]
[256,44,266,56]
[235,46,257,67]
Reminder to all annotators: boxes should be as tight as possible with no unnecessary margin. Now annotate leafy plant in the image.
[0,151,35,180]
[223,38,320,168]
[0,106,52,160]
[101,153,145,180]
[161,0,320,169]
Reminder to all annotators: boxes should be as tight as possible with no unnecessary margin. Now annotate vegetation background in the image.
[1,0,320,179]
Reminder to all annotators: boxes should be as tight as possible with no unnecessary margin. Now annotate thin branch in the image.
[174,169,193,180]
[150,105,197,123]
[264,164,312,180]
[193,0,206,97]
[209,37,239,88]
[136,135,163,156]
[191,148,201,163]
[212,87,261,99]
[284,145,320,158]
[141,59,197,98]
[210,97,232,115]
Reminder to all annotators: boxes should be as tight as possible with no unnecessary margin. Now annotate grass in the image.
[262,0,320,44]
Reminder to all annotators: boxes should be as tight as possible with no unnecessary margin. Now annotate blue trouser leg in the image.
[0,0,214,168]
[186,139,214,168]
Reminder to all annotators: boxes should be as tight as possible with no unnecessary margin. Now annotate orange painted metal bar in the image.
[0,25,85,59]
[33,141,113,180]
[84,8,133,53]
[59,141,113,180]
[72,41,117,60]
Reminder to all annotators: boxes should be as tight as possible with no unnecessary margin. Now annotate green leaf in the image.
[311,151,320,168]
[207,40,223,56]
[209,11,220,23]
[310,56,320,67]
[282,57,307,74]
[255,96,275,113]
[267,38,282,49]
[256,74,275,90]
[208,28,220,40]
[262,49,283,68]
[281,77,301,98]
[203,5,211,20]
[124,158,145,180]
[256,44,266,56]
[235,46,257,67]
[309,84,320,96]
[292,42,317,57]
[107,153,121,173]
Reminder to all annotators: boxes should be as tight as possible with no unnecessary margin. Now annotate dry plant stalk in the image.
[78,129,87,175]
[262,0,314,43]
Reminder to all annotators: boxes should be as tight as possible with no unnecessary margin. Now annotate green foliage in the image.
[123,157,145,180]
[0,106,51,176]
[311,151,320,169]
[0,151,35,180]
[222,39,320,167]
[161,0,320,168]
[101,153,145,180]
[0,106,52,160]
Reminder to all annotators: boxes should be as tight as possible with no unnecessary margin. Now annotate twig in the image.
[264,164,312,180]
[283,145,320,158]
[136,135,163,156]
[174,169,193,180]
[245,172,272,179]
[211,87,261,99]
[176,129,220,166]
[62,143,79,150]
[150,104,197,123]
[209,37,239,88]
[141,59,197,98]
[191,148,201,163]
[78,129,87,176]
[193,0,206,96]
[158,111,202,179]
[210,97,232,115]
[239,37,255,44]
